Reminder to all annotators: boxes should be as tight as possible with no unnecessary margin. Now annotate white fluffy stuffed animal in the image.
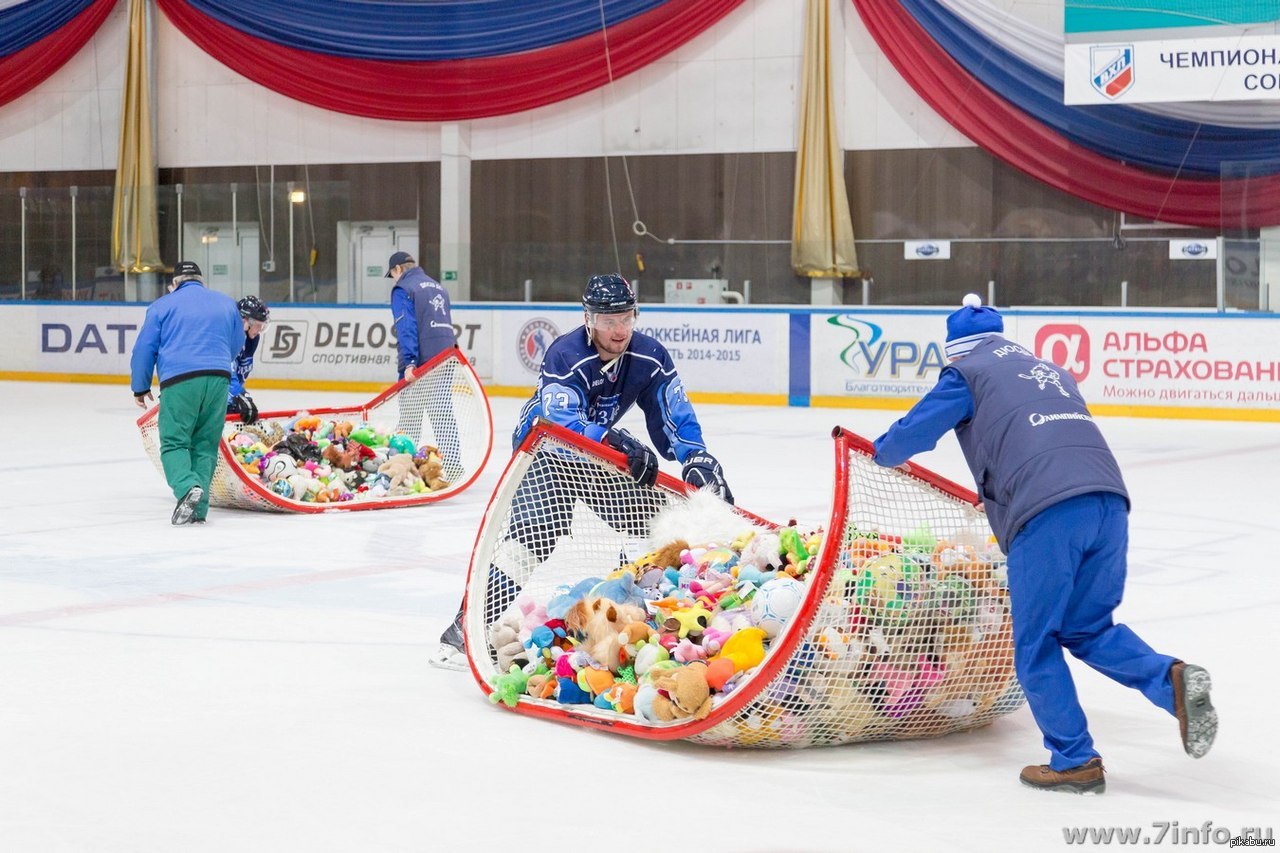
[649,487,765,548]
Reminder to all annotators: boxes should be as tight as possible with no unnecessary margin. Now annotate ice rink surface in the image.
[1,379,1276,852]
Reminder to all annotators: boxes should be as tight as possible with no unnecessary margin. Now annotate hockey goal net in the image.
[137,348,493,512]
[464,423,1024,747]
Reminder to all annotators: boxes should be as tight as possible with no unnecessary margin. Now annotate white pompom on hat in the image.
[944,293,1004,360]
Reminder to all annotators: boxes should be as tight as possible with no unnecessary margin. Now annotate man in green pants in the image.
[131,262,243,525]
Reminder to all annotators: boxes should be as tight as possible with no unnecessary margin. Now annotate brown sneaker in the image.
[1171,661,1217,758]
[1020,758,1106,794]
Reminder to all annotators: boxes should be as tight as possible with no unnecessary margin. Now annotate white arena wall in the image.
[0,0,1062,173]
[4,302,1278,422]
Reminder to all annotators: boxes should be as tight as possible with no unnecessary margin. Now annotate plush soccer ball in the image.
[262,453,297,483]
[750,576,805,639]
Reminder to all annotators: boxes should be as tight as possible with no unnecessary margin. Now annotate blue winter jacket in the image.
[130,281,242,394]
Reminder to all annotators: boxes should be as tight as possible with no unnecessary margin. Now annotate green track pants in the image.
[158,375,229,520]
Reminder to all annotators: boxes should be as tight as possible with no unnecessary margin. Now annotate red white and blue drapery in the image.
[853,0,1280,227]
[155,0,746,121]
[0,0,116,107]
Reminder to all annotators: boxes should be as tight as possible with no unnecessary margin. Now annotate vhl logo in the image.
[268,322,306,363]
[1090,44,1135,99]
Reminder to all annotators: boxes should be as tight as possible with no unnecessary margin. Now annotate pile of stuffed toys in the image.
[484,490,1020,745]
[225,416,451,504]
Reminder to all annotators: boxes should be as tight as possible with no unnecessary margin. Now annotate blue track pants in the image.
[1006,492,1177,770]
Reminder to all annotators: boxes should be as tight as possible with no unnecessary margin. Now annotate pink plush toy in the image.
[518,596,549,638]
[867,655,945,718]
[699,626,732,656]
[672,638,708,663]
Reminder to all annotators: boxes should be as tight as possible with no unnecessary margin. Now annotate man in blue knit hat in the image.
[872,294,1217,794]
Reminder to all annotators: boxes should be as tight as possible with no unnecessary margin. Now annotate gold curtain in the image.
[791,0,858,278]
[111,0,162,273]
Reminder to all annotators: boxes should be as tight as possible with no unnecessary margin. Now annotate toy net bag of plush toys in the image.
[137,349,493,512]
[462,423,1025,748]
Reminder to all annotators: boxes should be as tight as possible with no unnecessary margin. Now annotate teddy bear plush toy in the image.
[415,451,451,491]
[650,661,713,721]
[376,453,424,495]
[488,610,529,673]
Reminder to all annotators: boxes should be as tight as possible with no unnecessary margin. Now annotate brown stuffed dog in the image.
[651,661,713,721]
[564,595,647,671]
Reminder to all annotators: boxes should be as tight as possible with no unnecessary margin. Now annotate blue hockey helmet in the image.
[582,274,636,314]
[238,295,270,323]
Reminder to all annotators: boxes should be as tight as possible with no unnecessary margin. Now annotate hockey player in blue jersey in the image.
[226,295,269,424]
[429,273,733,670]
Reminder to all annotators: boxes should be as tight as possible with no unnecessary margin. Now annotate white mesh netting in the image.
[465,424,1024,748]
[137,351,492,512]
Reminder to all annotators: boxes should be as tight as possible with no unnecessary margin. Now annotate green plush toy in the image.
[903,524,938,554]
[489,664,530,708]
[778,527,809,563]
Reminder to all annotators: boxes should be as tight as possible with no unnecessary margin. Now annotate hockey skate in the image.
[428,609,468,671]
[1019,758,1106,795]
[171,485,203,526]
[1172,662,1217,758]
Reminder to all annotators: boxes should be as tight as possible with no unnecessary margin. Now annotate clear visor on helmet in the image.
[586,309,636,332]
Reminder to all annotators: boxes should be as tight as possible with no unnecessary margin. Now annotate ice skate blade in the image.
[428,643,468,672]
[172,486,203,526]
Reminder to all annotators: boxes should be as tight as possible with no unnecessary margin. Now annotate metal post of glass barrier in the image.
[175,183,184,261]
[70,186,78,300]
[19,187,28,299]
[230,182,239,298]
[1216,235,1226,312]
[1121,280,1128,307]
[287,181,296,302]
[988,279,995,307]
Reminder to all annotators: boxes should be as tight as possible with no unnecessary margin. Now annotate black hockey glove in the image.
[231,393,259,424]
[682,451,734,504]
[604,428,659,488]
